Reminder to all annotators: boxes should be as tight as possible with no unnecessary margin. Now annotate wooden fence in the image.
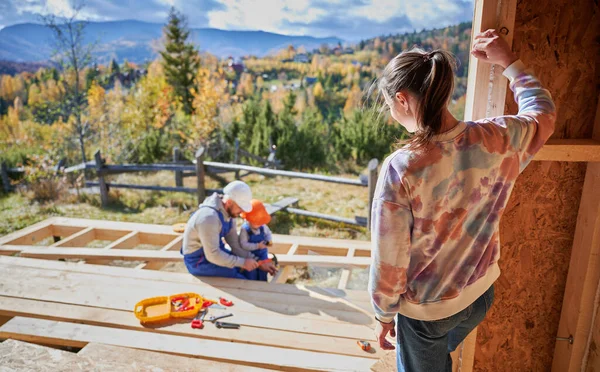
[2,146,379,227]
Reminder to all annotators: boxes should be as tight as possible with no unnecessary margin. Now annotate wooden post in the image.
[552,97,600,372]
[234,138,241,180]
[173,147,183,187]
[0,162,11,193]
[195,147,206,205]
[367,158,379,230]
[94,150,109,208]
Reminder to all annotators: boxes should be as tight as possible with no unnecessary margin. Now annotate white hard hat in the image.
[223,181,253,213]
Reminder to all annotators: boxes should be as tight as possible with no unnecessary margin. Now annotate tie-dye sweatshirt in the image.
[368,60,556,322]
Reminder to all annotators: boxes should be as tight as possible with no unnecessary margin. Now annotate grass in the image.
[1,170,371,289]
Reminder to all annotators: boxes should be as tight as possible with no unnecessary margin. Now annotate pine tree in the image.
[160,7,200,114]
[110,59,120,75]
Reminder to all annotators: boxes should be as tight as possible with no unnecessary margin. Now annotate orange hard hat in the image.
[241,199,271,226]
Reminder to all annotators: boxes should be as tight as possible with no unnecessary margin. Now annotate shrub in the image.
[20,155,67,203]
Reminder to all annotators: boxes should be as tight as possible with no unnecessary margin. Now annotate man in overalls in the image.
[181,181,277,280]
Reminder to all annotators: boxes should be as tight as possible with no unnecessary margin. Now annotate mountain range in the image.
[0,20,343,63]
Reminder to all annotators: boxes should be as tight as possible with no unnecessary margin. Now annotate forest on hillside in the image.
[0,8,472,175]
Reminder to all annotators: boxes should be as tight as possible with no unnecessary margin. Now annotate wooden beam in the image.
[103,231,139,250]
[552,98,600,371]
[17,247,371,267]
[0,317,376,372]
[533,139,600,162]
[461,0,517,371]
[0,221,54,246]
[51,227,95,247]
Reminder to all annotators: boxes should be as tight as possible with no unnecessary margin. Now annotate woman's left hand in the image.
[375,319,396,350]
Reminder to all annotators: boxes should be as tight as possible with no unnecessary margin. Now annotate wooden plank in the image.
[0,262,375,330]
[51,227,95,247]
[534,139,600,162]
[17,247,371,267]
[138,235,184,270]
[196,147,206,205]
[0,317,376,372]
[265,197,299,215]
[0,296,378,359]
[552,98,600,372]
[0,255,372,308]
[79,343,272,372]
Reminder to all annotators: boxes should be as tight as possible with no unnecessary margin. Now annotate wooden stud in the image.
[338,248,356,290]
[103,231,139,250]
[271,244,299,284]
[459,0,518,370]
[51,227,95,247]
[552,97,600,372]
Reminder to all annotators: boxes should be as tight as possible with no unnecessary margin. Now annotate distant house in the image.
[305,77,318,85]
[293,53,309,63]
[343,47,355,55]
[332,46,343,55]
[228,58,245,73]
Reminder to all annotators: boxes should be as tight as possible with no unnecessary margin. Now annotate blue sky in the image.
[0,0,474,40]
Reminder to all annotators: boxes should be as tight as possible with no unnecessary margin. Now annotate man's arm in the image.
[195,214,245,268]
[224,221,255,259]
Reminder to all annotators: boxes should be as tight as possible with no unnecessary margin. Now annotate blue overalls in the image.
[181,206,261,280]
[241,222,269,282]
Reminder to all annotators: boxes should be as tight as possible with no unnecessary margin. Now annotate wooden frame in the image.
[0,217,370,289]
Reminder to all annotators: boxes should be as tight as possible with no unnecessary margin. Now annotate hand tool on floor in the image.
[191,309,208,329]
[208,313,233,323]
[357,340,371,352]
[219,297,234,307]
[215,321,241,329]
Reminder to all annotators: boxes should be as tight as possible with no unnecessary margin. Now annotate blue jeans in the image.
[396,285,495,372]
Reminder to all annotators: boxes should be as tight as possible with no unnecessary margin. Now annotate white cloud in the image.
[208,0,326,35]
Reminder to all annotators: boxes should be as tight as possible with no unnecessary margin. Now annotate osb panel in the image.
[474,0,599,369]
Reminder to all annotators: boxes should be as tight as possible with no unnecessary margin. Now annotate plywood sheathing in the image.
[473,0,600,371]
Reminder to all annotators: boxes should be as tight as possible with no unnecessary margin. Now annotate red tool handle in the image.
[219,297,234,307]
[191,311,206,329]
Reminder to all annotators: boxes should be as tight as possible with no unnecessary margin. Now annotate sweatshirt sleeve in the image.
[264,225,273,244]
[195,214,245,268]
[238,227,259,251]
[498,60,557,171]
[225,223,255,260]
[368,158,414,323]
